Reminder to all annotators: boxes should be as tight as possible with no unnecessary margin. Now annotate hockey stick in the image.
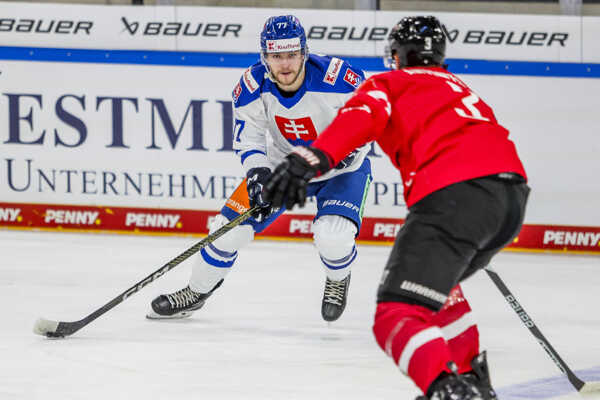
[485,267,600,394]
[33,206,259,339]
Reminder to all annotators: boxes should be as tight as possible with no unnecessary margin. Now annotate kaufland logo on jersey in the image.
[125,212,181,229]
[543,230,600,247]
[266,38,301,53]
[0,207,22,222]
[323,57,343,85]
[44,209,100,225]
[243,68,258,93]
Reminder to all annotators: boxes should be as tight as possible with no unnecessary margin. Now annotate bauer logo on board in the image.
[119,17,241,38]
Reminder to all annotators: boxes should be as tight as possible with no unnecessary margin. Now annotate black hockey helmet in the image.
[385,16,446,69]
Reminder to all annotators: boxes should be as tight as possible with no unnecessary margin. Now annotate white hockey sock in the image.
[188,214,254,293]
[189,256,231,293]
[321,246,356,281]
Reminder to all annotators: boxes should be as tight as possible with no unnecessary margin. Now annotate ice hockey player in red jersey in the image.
[263,16,530,400]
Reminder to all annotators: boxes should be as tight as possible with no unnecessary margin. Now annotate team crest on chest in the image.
[274,116,318,143]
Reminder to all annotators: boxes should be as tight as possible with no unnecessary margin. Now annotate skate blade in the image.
[146,310,194,320]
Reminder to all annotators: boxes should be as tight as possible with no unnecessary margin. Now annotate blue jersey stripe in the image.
[1,46,599,78]
[240,150,266,164]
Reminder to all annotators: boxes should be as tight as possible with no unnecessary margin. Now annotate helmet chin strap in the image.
[393,54,402,70]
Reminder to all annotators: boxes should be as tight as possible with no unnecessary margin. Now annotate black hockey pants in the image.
[377,174,530,311]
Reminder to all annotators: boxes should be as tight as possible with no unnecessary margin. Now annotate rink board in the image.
[1,4,600,253]
[1,3,599,62]
[1,201,599,254]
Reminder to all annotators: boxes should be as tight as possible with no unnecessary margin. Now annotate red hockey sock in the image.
[431,285,480,373]
[373,302,453,394]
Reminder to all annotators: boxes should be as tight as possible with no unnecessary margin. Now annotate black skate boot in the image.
[415,362,483,400]
[146,280,223,320]
[321,273,351,322]
[462,352,497,400]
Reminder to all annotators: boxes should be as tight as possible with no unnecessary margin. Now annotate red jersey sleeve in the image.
[312,77,392,165]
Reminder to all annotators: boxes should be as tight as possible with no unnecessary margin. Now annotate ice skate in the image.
[321,273,350,322]
[416,362,483,400]
[146,280,223,320]
[462,352,497,400]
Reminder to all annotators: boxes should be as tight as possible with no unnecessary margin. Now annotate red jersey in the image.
[313,66,527,208]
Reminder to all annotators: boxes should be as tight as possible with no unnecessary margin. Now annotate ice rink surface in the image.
[2,230,600,400]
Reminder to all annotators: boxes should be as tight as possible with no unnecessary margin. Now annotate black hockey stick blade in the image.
[485,267,600,393]
[33,206,259,339]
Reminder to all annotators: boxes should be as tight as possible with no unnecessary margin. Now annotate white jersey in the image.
[232,53,369,182]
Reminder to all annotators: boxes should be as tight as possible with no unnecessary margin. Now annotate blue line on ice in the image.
[496,366,600,399]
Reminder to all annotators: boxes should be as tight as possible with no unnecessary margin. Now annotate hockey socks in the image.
[432,285,480,374]
[372,285,480,394]
[373,302,453,393]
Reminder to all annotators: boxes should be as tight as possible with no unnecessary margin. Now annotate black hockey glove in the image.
[263,146,332,210]
[246,167,273,223]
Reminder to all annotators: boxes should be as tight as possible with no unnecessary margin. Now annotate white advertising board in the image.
[1,59,599,225]
[582,16,600,63]
[0,60,405,216]
[0,3,597,62]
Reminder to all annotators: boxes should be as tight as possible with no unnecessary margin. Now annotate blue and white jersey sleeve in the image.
[231,66,270,175]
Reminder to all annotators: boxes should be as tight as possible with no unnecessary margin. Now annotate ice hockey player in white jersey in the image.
[147,15,372,322]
